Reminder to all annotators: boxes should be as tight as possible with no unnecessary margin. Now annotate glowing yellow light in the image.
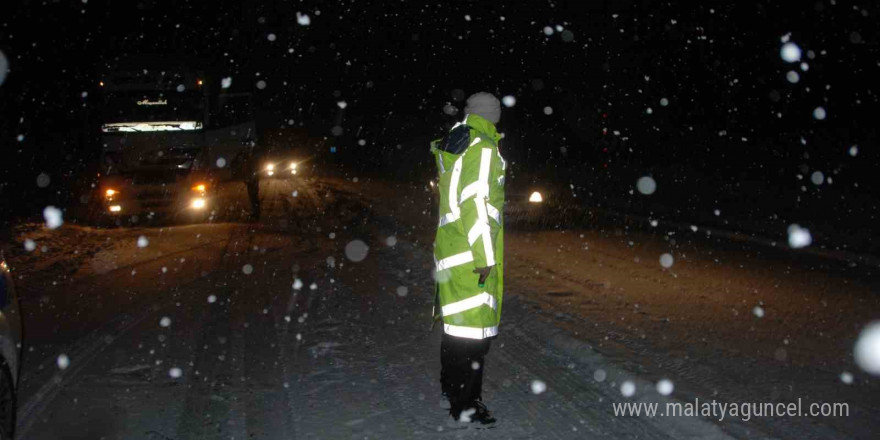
[105,189,117,197]
[99,81,104,87]
[289,162,297,169]
[266,163,275,171]
[529,191,544,203]
[191,198,206,209]
[192,183,207,192]
[291,169,296,175]
[197,79,203,86]
[109,205,122,212]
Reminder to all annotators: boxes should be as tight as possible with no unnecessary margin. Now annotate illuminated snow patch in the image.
[57,354,70,370]
[137,236,149,248]
[207,295,217,304]
[753,306,765,318]
[620,380,636,397]
[502,95,516,107]
[780,42,802,63]
[24,239,36,252]
[216,157,227,168]
[396,286,409,297]
[37,173,51,188]
[169,367,183,379]
[840,371,854,384]
[656,379,674,396]
[345,240,370,262]
[787,224,812,248]
[221,77,232,89]
[636,176,656,195]
[297,12,311,26]
[242,264,254,275]
[159,316,171,327]
[530,379,547,394]
[813,107,826,120]
[854,321,880,375]
[43,206,63,229]
[593,369,606,382]
[659,253,674,268]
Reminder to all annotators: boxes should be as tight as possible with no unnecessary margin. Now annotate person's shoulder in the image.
[437,124,471,155]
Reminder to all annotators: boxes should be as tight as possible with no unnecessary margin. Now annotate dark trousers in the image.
[246,178,260,219]
[440,332,493,410]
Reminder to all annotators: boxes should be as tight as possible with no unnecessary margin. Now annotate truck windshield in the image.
[101,90,206,131]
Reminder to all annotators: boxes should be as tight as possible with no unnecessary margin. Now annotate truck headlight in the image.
[109,205,122,212]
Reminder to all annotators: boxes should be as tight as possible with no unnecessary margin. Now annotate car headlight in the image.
[265,163,275,171]
[289,162,297,169]
[109,205,122,212]
[192,183,207,193]
[105,189,118,198]
[191,198,206,209]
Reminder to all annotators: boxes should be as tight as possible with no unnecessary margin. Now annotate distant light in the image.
[105,189,117,197]
[266,163,275,171]
[529,191,543,203]
[289,162,297,169]
[191,198,206,209]
[197,79,203,86]
[99,81,104,87]
[267,171,274,176]
[192,184,207,192]
[109,205,122,212]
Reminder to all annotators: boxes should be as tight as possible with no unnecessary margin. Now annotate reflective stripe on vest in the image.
[486,203,501,224]
[435,251,474,271]
[443,324,499,340]
[441,292,497,316]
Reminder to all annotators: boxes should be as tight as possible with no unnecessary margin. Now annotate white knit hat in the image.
[463,92,501,124]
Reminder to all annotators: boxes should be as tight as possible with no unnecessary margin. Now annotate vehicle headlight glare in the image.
[191,198,206,209]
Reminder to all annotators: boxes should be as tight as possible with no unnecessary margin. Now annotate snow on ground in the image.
[3,176,878,439]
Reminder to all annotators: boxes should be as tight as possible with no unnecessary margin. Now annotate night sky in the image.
[1,0,878,244]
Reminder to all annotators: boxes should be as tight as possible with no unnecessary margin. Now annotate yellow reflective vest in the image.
[430,114,506,339]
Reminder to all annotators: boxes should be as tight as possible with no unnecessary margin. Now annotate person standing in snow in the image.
[430,92,506,424]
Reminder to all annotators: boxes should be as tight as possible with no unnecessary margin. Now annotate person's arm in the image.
[457,139,496,285]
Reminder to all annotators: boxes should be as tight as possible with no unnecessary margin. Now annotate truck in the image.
[95,56,255,224]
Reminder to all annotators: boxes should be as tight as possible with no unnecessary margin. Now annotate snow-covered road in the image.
[5,176,878,439]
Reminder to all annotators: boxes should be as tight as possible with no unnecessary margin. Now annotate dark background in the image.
[1,0,878,251]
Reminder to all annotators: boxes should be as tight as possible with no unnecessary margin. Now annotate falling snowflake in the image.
[660,98,669,107]
[169,367,183,379]
[854,321,880,375]
[242,264,254,275]
[337,101,347,109]
[43,206,63,229]
[786,71,800,83]
[159,316,171,327]
[207,295,217,304]
[543,106,553,115]
[297,12,311,26]
[396,286,409,297]
[620,380,636,397]
[593,369,607,382]
[656,379,674,396]
[57,354,70,370]
[787,224,812,248]
[849,145,859,157]
[293,278,303,290]
[659,253,674,268]
[256,80,267,90]
[813,107,826,120]
[780,42,802,63]
[811,171,825,185]
[216,157,227,168]
[636,176,656,195]
[221,77,232,89]
[530,379,547,394]
[267,33,277,41]
[24,239,36,252]
[176,84,185,92]
[345,240,370,262]
[543,26,554,36]
[502,95,516,107]
[840,371,854,384]
[137,236,149,248]
[753,306,765,318]
[386,236,398,247]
